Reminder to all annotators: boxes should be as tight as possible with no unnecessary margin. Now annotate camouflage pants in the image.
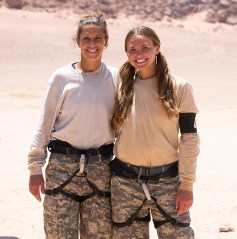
[43,153,112,239]
[111,175,194,239]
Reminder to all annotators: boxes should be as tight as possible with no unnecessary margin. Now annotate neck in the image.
[78,60,102,72]
[138,65,156,79]
[139,70,156,80]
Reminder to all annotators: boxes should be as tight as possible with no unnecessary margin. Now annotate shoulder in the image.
[172,74,199,113]
[102,62,119,86]
[172,74,194,94]
[172,74,188,88]
[48,64,74,85]
[103,62,119,75]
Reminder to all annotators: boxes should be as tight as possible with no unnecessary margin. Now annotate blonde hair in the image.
[112,26,178,133]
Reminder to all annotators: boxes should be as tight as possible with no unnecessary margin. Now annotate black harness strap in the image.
[45,169,110,202]
[45,168,80,195]
[113,199,148,227]
[86,178,111,198]
[151,196,190,228]
[135,213,151,223]
[153,219,169,228]
[60,190,95,203]
[112,195,190,228]
[110,158,178,182]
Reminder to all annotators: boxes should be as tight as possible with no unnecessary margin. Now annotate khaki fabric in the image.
[111,175,194,239]
[44,153,112,239]
[114,75,200,191]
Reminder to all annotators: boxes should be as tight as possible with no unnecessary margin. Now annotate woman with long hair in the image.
[111,26,200,239]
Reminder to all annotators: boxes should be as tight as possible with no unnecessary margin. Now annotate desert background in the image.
[0,0,237,238]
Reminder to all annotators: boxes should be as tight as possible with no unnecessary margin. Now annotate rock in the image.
[206,9,217,23]
[163,7,172,16]
[3,0,237,25]
[226,15,237,24]
[219,227,235,232]
[217,10,228,22]
[152,11,163,21]
[5,0,22,8]
[219,0,230,6]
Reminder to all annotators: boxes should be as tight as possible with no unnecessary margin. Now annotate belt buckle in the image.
[161,165,165,173]
[143,167,150,177]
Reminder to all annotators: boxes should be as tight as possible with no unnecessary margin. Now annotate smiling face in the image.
[126,34,160,79]
[77,24,108,63]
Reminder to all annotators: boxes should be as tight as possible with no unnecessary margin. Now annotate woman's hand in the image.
[176,189,193,215]
[29,174,45,202]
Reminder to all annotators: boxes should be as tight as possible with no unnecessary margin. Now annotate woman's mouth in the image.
[135,58,147,64]
[87,49,98,53]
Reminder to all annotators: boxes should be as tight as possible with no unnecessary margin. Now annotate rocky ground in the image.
[1,0,237,25]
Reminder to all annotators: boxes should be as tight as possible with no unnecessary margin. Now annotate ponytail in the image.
[156,53,178,117]
[112,61,135,134]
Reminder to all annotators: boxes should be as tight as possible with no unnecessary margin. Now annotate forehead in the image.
[80,24,105,36]
[127,34,153,48]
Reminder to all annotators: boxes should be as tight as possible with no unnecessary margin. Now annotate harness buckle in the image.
[76,171,87,177]
[137,167,143,184]
[161,165,165,173]
[143,168,150,177]
[75,154,87,177]
[79,154,85,172]
[98,153,102,162]
[141,182,152,201]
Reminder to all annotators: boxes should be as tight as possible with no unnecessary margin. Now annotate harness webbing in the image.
[59,189,95,203]
[151,196,190,228]
[45,168,80,195]
[45,169,110,202]
[112,196,190,228]
[113,199,149,227]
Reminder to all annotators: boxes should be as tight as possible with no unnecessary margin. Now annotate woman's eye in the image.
[142,47,149,51]
[128,49,135,54]
[83,38,90,42]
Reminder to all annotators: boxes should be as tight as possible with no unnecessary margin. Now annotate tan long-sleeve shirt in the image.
[28,62,118,175]
[114,75,200,191]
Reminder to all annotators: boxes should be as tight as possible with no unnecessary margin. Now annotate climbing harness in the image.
[111,158,190,228]
[45,140,113,202]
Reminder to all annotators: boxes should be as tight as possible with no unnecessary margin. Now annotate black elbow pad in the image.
[179,113,197,134]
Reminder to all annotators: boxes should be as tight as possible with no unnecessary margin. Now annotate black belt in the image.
[48,140,114,159]
[111,157,178,180]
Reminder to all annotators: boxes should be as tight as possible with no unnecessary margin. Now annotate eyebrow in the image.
[81,32,105,36]
[127,43,150,48]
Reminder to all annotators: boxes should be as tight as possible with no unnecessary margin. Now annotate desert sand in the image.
[0,7,237,239]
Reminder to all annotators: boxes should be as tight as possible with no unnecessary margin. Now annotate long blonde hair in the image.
[112,26,178,133]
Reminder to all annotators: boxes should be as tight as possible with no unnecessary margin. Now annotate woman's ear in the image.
[104,37,109,48]
[76,38,80,48]
[155,45,160,54]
